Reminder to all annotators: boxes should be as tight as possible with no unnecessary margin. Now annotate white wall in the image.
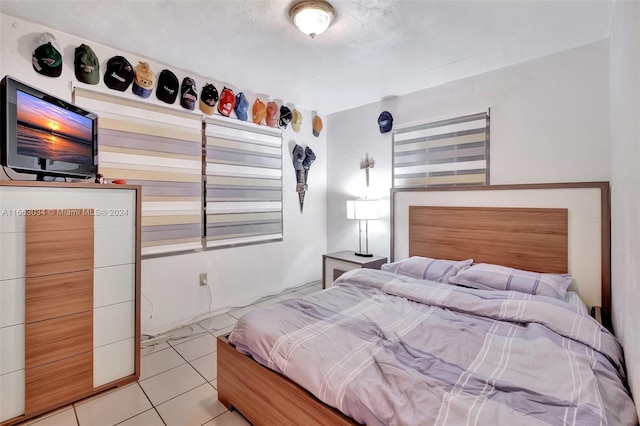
[326,41,610,260]
[0,14,327,334]
[609,0,640,414]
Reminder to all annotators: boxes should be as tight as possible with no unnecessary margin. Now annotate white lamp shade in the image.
[290,1,335,37]
[346,199,380,220]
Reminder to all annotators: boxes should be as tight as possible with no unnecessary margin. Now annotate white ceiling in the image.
[0,0,614,114]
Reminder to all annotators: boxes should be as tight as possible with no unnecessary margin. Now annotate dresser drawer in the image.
[25,351,93,415]
[325,258,360,288]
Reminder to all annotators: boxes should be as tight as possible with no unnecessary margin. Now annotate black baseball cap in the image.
[378,111,393,133]
[156,69,179,104]
[279,106,292,129]
[180,77,197,110]
[32,33,62,77]
[199,83,219,115]
[74,44,100,85]
[103,56,134,91]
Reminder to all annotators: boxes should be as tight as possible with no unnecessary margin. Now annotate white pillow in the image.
[448,263,572,300]
[381,256,473,284]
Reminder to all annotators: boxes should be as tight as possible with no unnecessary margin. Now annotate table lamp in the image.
[346,199,380,257]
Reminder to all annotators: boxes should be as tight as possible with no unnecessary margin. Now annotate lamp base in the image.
[354,252,373,257]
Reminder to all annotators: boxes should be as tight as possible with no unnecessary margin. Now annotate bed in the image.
[217,182,638,425]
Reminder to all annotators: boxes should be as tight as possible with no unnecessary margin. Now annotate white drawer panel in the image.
[95,227,136,268]
[0,214,23,234]
[94,211,135,230]
[0,279,25,327]
[93,337,135,387]
[0,369,25,422]
[0,233,25,281]
[0,324,24,375]
[94,264,135,308]
[94,301,135,348]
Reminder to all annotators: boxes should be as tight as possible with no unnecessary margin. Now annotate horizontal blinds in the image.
[393,111,490,188]
[204,116,282,248]
[74,88,202,255]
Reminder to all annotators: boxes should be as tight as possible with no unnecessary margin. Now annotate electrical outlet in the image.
[199,273,208,286]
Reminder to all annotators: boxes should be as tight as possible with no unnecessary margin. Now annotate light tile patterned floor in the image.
[18,281,322,426]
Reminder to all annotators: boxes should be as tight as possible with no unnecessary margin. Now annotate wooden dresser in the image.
[0,181,141,425]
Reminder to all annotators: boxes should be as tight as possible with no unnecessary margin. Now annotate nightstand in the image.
[323,250,388,288]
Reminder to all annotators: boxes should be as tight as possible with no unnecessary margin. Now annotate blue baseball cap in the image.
[235,92,249,121]
[378,111,393,133]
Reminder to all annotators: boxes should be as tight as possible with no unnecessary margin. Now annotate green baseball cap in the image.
[32,33,62,77]
[74,44,100,85]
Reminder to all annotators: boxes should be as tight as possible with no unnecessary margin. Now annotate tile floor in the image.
[19,281,323,426]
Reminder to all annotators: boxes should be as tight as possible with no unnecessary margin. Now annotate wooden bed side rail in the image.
[217,335,359,426]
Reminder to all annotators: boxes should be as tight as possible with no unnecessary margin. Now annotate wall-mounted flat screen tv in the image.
[1,75,98,180]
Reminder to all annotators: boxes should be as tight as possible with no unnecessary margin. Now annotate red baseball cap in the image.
[217,87,236,117]
[266,101,280,128]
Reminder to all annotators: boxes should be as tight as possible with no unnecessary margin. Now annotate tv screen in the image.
[1,76,98,180]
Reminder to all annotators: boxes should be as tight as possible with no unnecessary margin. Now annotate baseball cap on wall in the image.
[132,62,155,98]
[199,83,219,115]
[235,92,249,121]
[312,115,323,137]
[218,87,236,117]
[291,109,303,132]
[32,33,62,77]
[74,44,99,84]
[253,99,266,125]
[266,102,280,128]
[279,106,292,129]
[104,56,134,91]
[378,111,393,133]
[180,77,198,110]
[156,69,179,104]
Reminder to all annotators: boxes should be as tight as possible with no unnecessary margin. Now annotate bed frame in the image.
[217,182,610,426]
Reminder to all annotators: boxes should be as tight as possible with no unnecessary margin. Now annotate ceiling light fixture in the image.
[289,0,335,39]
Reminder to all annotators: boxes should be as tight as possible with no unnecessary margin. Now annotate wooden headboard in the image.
[409,206,568,273]
[391,182,610,326]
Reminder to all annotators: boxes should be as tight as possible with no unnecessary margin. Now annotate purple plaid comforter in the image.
[229,269,638,425]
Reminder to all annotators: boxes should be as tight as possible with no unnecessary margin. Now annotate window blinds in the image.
[392,111,490,188]
[204,116,283,248]
[74,88,203,255]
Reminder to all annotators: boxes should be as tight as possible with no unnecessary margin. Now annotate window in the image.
[392,111,490,188]
[74,88,203,255]
[204,116,283,248]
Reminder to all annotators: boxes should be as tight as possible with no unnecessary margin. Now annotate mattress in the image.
[229,269,637,426]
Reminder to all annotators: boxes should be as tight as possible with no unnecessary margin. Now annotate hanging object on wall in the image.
[279,106,292,129]
[292,144,316,212]
[292,109,303,132]
[180,77,198,110]
[235,92,249,121]
[156,69,179,104]
[218,87,236,117]
[253,98,267,125]
[74,44,100,85]
[132,62,155,98]
[360,153,375,187]
[377,111,393,133]
[266,101,280,128]
[199,83,219,115]
[104,56,134,92]
[312,115,323,137]
[32,32,62,78]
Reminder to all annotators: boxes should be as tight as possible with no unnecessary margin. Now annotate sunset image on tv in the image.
[16,90,94,165]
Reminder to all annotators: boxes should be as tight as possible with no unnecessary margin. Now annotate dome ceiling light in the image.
[289,1,335,39]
